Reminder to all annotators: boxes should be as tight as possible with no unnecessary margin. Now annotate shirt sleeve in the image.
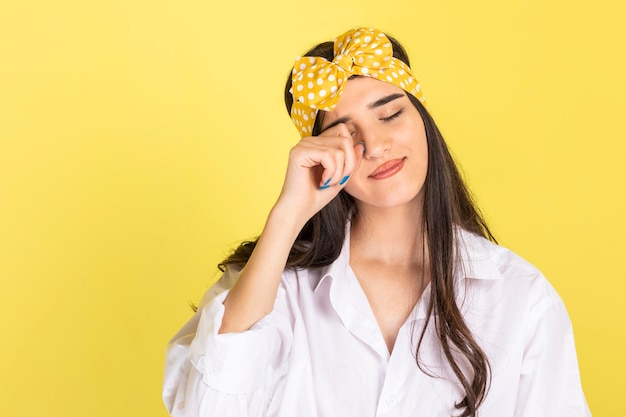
[162,268,294,417]
[514,279,592,417]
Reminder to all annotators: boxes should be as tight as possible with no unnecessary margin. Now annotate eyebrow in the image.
[320,93,406,133]
[367,93,405,109]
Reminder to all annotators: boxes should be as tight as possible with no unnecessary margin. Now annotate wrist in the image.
[267,202,309,237]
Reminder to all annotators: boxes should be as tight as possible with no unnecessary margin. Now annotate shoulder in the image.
[456,229,562,309]
[457,230,540,278]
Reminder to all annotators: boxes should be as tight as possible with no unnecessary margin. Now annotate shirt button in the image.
[386,396,396,407]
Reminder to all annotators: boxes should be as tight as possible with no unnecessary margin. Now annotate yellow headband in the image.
[289,27,426,137]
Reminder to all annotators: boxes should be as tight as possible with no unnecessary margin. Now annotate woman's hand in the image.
[274,123,365,225]
[220,124,364,334]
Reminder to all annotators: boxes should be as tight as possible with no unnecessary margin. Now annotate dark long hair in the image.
[220,35,495,417]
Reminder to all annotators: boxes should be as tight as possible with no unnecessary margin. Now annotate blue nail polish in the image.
[339,175,350,185]
[358,141,366,155]
[318,178,332,190]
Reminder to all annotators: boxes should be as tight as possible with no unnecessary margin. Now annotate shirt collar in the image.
[456,228,503,281]
[313,229,351,293]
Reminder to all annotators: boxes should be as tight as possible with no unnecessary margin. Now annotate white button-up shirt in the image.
[163,230,591,416]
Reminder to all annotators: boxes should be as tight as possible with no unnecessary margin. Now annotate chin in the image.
[350,185,424,211]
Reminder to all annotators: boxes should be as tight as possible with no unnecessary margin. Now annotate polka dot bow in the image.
[290,27,426,137]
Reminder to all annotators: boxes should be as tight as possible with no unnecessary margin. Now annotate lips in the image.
[368,158,406,180]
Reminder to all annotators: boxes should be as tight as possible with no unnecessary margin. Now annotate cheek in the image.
[418,139,429,167]
[342,177,363,198]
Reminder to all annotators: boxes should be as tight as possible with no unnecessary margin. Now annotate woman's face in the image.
[320,76,429,211]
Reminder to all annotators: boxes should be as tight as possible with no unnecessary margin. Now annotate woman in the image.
[163,27,591,417]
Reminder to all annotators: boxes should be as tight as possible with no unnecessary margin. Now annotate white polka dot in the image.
[399,69,405,75]
[384,56,391,61]
[297,84,303,91]
[354,37,361,43]
[303,114,309,121]
[361,67,369,74]
[309,57,316,64]
[299,63,306,70]
[298,96,304,102]
[358,57,364,64]
[297,74,303,81]
[310,111,316,118]
[328,74,335,82]
[308,92,315,100]
[393,72,398,78]
[373,61,380,67]
[330,86,337,93]
[364,36,371,43]
[386,75,393,82]
[375,49,382,55]
[323,107,330,111]
[319,89,326,97]
[338,78,343,85]
[307,72,314,78]
[317,78,324,85]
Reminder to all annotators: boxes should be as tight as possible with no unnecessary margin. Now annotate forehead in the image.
[323,77,406,121]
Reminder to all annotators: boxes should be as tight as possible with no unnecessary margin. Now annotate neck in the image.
[350,202,426,266]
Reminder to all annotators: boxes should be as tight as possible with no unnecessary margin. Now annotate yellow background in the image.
[1,0,623,416]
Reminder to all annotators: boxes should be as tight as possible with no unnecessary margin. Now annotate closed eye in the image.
[381,109,403,122]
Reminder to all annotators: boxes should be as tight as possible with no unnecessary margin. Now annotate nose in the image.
[359,126,391,159]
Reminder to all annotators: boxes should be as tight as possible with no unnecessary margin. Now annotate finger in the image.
[302,123,356,189]
[356,141,366,157]
[334,136,357,185]
[318,122,352,140]
[336,141,366,187]
[320,124,357,185]
[292,143,342,189]
[318,148,345,189]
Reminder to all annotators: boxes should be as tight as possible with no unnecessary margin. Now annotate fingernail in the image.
[358,141,366,155]
[319,178,332,190]
[339,175,350,185]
